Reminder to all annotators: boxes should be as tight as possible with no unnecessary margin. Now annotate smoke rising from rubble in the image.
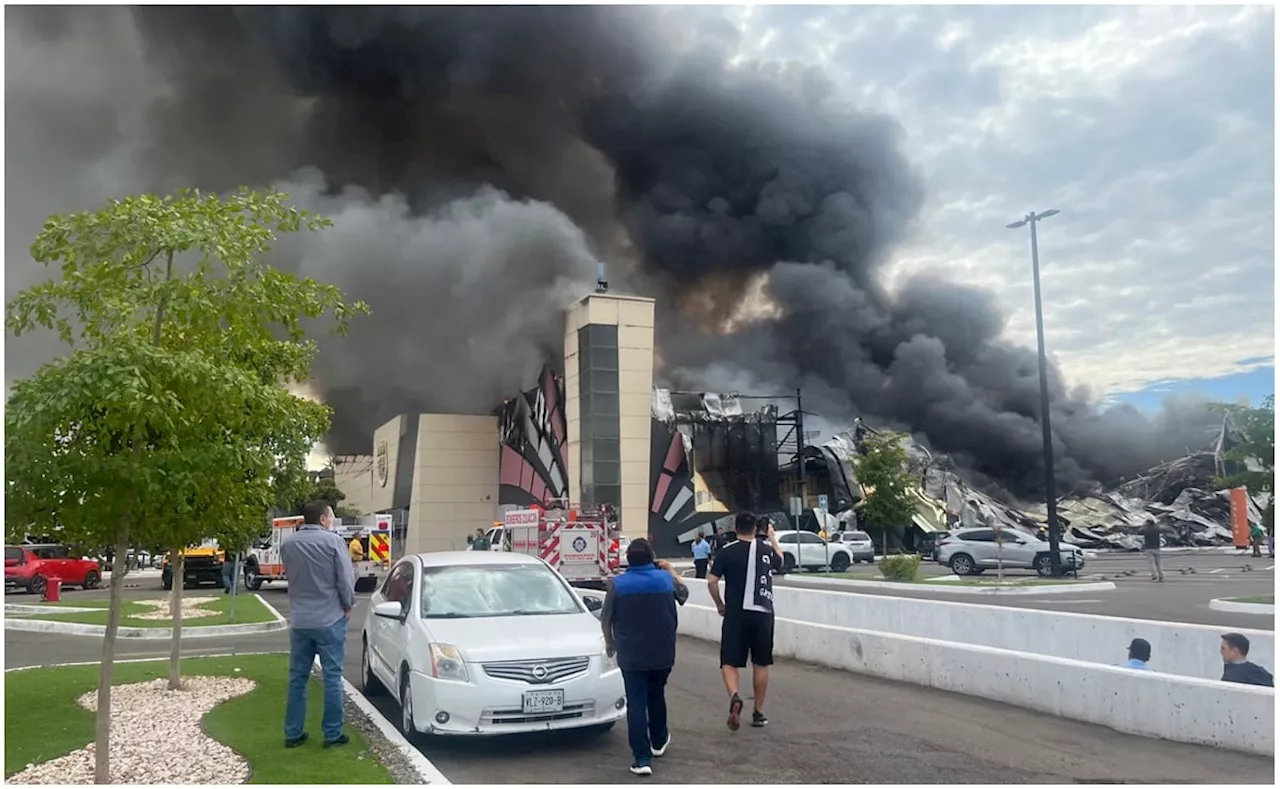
[4,6,1222,496]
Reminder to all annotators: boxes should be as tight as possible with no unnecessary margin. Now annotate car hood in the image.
[422,612,605,663]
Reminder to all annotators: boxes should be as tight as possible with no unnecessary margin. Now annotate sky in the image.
[696,3,1275,405]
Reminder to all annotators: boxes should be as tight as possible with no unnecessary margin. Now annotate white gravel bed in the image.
[7,675,256,784]
[130,596,221,621]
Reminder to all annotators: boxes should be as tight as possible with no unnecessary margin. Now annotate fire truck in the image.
[501,500,621,589]
[244,516,382,593]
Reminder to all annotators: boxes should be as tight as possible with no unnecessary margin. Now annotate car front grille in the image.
[480,700,595,725]
[184,557,220,569]
[482,656,590,685]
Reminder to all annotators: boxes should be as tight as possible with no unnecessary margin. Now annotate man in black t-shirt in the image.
[707,511,783,731]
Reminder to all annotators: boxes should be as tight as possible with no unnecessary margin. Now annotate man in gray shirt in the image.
[281,500,355,748]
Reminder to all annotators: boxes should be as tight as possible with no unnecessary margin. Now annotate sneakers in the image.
[629,763,653,776]
[751,710,768,728]
[284,732,308,748]
[323,734,350,749]
[651,733,671,757]
[727,693,744,731]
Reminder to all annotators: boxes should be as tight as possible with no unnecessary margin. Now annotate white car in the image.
[773,529,853,572]
[361,551,626,737]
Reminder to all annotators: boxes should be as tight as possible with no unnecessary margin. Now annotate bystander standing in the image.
[280,500,356,749]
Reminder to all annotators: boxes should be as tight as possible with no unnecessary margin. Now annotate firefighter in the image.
[349,535,365,562]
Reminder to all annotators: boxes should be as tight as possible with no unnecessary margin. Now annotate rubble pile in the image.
[835,421,1263,550]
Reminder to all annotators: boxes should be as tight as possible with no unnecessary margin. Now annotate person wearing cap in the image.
[1121,638,1153,670]
[600,538,688,776]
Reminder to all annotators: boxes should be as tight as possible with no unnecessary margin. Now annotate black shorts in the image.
[720,611,774,668]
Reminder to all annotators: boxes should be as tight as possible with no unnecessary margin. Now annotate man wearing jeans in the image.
[601,539,685,776]
[280,500,355,749]
[1140,519,1165,582]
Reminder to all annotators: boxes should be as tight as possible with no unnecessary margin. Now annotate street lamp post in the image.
[1006,209,1063,576]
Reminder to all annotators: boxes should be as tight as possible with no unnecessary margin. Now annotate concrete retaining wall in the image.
[678,605,1274,756]
[685,583,1273,680]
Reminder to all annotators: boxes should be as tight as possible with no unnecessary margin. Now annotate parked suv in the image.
[833,530,876,563]
[935,528,1085,577]
[774,530,853,573]
[4,544,101,595]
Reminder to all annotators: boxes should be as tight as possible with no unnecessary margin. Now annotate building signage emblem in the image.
[375,440,390,488]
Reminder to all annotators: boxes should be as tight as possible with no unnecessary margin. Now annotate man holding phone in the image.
[706,511,783,730]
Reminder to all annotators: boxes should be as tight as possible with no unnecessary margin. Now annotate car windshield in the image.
[419,563,583,619]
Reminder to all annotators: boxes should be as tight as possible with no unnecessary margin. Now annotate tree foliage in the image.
[4,187,367,783]
[1212,395,1275,530]
[854,430,918,533]
[290,471,361,519]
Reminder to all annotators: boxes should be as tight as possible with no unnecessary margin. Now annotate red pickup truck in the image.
[4,544,101,595]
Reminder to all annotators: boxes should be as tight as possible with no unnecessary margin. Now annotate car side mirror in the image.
[373,601,406,622]
[580,594,604,613]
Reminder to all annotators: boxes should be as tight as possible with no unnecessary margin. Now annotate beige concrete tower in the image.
[564,292,655,539]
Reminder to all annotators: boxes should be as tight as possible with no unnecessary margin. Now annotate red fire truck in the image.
[502,500,620,589]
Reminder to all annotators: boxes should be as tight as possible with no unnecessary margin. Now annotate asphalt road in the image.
[5,585,1272,784]
[777,551,1277,630]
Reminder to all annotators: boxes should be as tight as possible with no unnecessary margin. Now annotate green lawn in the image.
[1227,594,1275,604]
[4,654,394,784]
[824,574,1092,587]
[15,594,276,627]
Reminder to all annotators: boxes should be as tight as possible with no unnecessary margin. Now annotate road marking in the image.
[1047,599,1105,604]
[1209,568,1225,574]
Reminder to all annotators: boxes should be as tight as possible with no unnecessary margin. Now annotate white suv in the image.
[935,528,1085,577]
[774,530,853,573]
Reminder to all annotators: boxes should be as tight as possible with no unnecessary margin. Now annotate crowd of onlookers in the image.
[1121,633,1273,687]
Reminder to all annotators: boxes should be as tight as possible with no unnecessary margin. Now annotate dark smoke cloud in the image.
[4,6,1220,497]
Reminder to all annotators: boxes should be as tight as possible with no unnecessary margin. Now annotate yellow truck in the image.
[161,539,226,591]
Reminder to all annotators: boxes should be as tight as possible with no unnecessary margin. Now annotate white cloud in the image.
[714,3,1275,398]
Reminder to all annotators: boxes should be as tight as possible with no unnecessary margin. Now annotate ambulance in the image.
[244,515,384,593]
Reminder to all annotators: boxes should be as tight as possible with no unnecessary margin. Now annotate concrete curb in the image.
[782,576,1117,596]
[313,656,452,785]
[3,593,289,639]
[1210,598,1276,615]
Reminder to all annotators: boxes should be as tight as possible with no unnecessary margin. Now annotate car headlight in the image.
[601,648,618,673]
[429,643,469,682]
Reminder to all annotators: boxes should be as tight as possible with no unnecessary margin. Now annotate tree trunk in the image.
[94,526,130,784]
[167,549,184,690]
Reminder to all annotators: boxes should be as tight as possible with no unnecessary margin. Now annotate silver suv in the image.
[935,528,1085,577]
[833,530,876,563]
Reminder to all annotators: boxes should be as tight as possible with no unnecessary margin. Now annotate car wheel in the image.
[1034,555,1054,577]
[82,570,100,590]
[399,672,415,736]
[830,554,851,572]
[782,554,797,573]
[362,640,384,696]
[244,565,263,591]
[29,575,47,597]
[949,554,976,576]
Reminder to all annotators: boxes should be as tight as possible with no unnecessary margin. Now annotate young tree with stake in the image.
[5,188,366,783]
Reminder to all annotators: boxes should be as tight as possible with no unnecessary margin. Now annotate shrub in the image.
[878,554,921,582]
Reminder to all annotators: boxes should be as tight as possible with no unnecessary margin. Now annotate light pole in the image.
[1006,209,1063,576]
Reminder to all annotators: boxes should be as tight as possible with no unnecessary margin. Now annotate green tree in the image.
[854,430,918,554]
[1212,395,1275,532]
[293,471,361,519]
[5,188,366,783]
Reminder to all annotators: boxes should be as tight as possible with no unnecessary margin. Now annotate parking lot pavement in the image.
[777,552,1275,629]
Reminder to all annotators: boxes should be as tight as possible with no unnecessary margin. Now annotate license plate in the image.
[522,689,565,714]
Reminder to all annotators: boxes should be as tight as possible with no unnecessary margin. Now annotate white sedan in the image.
[360,550,626,737]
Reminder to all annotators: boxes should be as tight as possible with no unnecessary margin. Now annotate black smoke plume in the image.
[4,6,1221,496]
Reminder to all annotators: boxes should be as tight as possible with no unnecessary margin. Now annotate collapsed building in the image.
[807,415,1267,551]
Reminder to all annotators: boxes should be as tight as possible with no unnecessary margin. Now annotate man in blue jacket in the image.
[601,538,687,776]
